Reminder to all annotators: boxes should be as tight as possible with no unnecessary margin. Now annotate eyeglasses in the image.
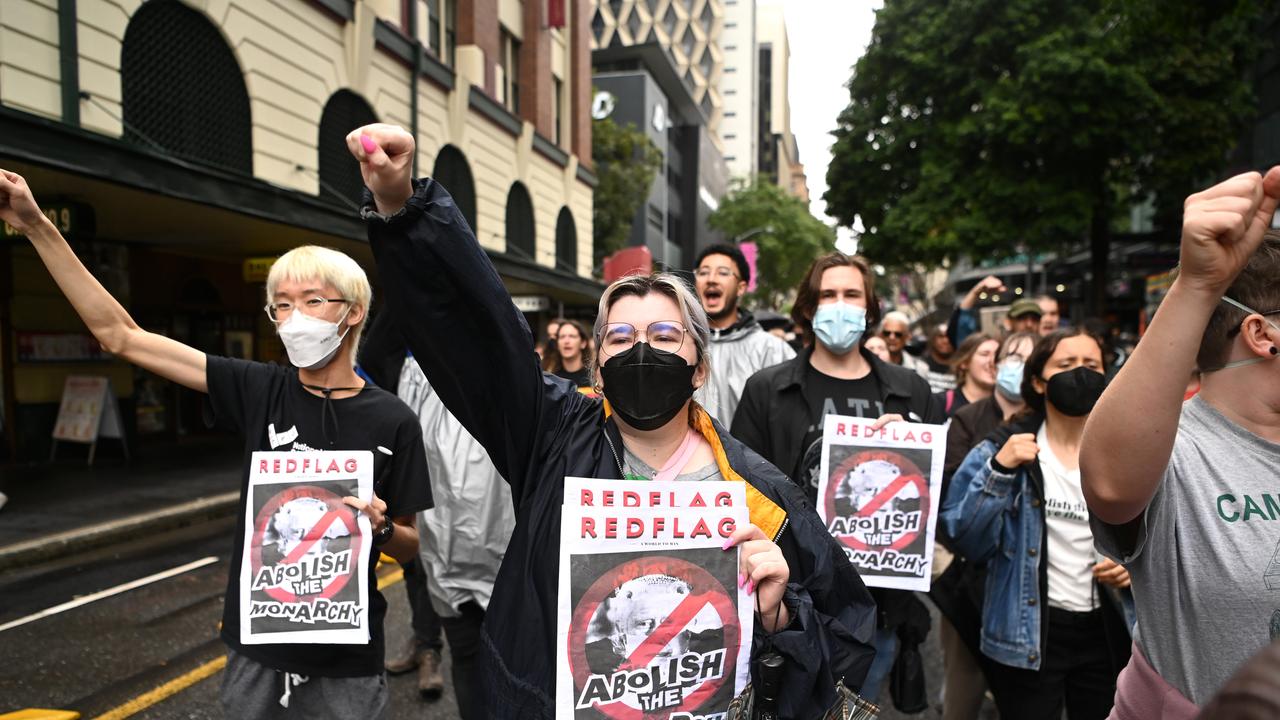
[881,330,906,339]
[694,267,739,281]
[264,297,350,323]
[598,321,689,358]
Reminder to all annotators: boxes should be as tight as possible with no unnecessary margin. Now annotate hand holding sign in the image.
[723,523,790,633]
[345,124,415,216]
[994,433,1039,470]
[342,492,388,529]
[1178,167,1280,297]
[0,169,48,235]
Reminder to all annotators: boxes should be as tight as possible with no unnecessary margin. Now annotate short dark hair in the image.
[792,253,881,344]
[1021,327,1107,414]
[1196,231,1280,371]
[694,244,750,285]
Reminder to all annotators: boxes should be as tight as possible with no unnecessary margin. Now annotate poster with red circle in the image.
[561,546,744,720]
[239,451,373,645]
[817,415,946,591]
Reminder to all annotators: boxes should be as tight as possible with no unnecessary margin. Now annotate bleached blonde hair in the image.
[266,246,373,360]
[592,273,711,386]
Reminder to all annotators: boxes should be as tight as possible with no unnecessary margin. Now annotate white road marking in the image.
[0,556,220,633]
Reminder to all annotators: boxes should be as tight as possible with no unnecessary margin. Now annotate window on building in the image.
[725,22,737,29]
[318,90,378,206]
[500,27,521,114]
[725,134,737,140]
[433,145,478,232]
[444,0,456,66]
[553,76,564,145]
[555,208,577,273]
[725,66,737,73]
[427,0,441,56]
[725,111,736,118]
[505,182,536,260]
[120,0,252,173]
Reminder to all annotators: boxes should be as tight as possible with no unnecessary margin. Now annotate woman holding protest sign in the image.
[348,123,877,719]
[0,169,433,718]
[940,328,1132,719]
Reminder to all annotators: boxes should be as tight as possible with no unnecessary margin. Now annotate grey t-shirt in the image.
[622,446,725,483]
[1092,395,1280,705]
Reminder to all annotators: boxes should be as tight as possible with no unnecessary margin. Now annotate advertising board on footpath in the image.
[239,450,373,645]
[557,478,753,720]
[818,415,947,592]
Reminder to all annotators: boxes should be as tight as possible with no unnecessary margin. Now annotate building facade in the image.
[0,0,598,461]
[755,1,800,197]
[718,0,755,180]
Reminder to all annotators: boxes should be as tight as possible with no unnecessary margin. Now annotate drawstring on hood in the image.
[279,671,310,707]
[301,383,364,446]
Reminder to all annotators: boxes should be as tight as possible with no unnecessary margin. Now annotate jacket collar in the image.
[780,345,919,400]
[708,308,759,342]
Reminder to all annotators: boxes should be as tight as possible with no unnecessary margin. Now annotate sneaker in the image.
[418,648,444,700]
[385,637,420,675]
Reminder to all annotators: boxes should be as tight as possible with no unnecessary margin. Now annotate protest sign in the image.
[557,480,752,720]
[817,415,946,591]
[239,451,373,644]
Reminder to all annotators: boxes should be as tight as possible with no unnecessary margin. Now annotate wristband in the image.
[990,456,1016,475]
[372,517,395,546]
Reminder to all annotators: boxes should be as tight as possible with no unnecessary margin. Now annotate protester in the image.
[930,330,1036,720]
[941,328,1132,719]
[348,124,877,718]
[537,318,564,360]
[1080,168,1280,716]
[880,310,926,374]
[541,318,594,392]
[947,275,1004,347]
[1038,295,1062,335]
[865,334,892,362]
[732,252,945,704]
[0,169,432,718]
[919,323,957,392]
[693,243,795,424]
[936,333,998,417]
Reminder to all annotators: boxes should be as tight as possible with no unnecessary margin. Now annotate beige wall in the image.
[3,0,593,277]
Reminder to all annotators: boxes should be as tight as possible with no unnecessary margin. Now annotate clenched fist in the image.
[345,123,415,215]
[994,433,1038,470]
[0,169,48,235]
[1179,167,1280,297]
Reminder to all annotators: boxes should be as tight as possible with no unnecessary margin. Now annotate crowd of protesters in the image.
[4,119,1280,720]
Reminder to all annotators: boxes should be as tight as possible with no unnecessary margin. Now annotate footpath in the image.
[0,436,242,571]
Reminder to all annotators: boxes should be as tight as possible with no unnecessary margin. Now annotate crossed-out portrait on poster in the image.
[817,415,946,592]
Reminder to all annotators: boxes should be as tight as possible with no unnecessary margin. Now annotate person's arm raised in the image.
[1081,168,1280,525]
[0,170,206,392]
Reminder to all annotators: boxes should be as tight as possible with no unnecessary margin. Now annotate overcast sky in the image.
[762,0,880,237]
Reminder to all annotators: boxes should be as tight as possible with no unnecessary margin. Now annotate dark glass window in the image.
[555,207,577,273]
[318,90,378,206]
[432,145,478,233]
[505,182,536,261]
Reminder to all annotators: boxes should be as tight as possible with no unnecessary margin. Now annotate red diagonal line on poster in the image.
[281,509,343,564]
[855,474,913,517]
[620,592,714,671]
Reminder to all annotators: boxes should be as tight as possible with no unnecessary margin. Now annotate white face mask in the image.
[278,307,351,370]
[1211,296,1280,371]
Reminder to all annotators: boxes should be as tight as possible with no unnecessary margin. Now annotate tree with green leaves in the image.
[591,115,663,269]
[708,178,835,308]
[824,0,1270,312]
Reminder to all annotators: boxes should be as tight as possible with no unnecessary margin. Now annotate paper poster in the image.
[817,415,947,591]
[52,375,123,443]
[557,480,753,720]
[239,451,373,645]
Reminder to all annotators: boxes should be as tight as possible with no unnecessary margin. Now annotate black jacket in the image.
[731,346,947,484]
[362,179,877,719]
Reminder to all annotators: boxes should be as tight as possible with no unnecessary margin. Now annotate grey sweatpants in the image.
[219,649,390,720]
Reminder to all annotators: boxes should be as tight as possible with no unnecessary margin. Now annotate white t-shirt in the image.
[1038,424,1099,613]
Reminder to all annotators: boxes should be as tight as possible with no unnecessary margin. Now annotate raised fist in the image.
[345,123,415,215]
[0,169,47,235]
[994,433,1038,470]
[1179,167,1280,296]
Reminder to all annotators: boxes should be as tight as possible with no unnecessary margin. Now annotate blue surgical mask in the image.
[812,302,866,355]
[995,357,1025,400]
[1211,296,1280,371]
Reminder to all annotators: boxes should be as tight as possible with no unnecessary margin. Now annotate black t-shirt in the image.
[796,364,885,502]
[206,355,433,677]
[555,365,592,389]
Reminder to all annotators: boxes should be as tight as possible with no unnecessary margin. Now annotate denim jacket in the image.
[940,416,1132,672]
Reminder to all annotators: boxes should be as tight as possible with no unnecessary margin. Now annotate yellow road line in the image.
[90,656,226,720]
[87,569,405,720]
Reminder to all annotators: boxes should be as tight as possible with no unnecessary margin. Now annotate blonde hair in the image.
[266,246,373,361]
[593,273,710,385]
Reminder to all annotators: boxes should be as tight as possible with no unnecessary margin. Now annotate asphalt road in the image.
[0,515,993,719]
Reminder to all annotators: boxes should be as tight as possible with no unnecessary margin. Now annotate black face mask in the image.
[599,342,697,431]
[1044,366,1107,417]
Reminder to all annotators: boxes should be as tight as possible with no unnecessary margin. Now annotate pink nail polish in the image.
[738,573,745,588]
[746,580,754,595]
[721,538,733,551]
[360,135,377,154]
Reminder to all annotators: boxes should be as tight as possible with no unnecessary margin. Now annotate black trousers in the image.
[985,607,1118,720]
[400,557,443,652]
[441,602,486,720]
